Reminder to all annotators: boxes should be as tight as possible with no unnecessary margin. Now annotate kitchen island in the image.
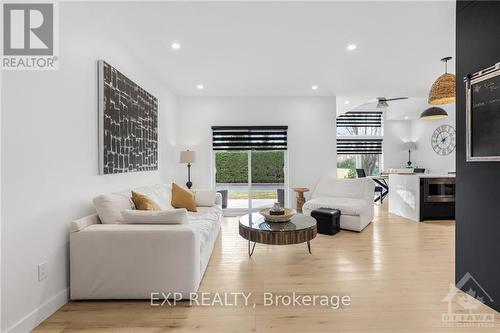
[388,173,455,222]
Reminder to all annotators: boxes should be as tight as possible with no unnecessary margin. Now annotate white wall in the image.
[1,5,178,332]
[382,104,456,173]
[383,119,411,169]
[174,97,337,203]
[410,104,456,173]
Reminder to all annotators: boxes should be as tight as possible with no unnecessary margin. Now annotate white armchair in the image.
[303,176,375,232]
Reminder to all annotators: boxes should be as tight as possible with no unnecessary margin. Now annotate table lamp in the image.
[180,150,195,189]
[403,141,417,168]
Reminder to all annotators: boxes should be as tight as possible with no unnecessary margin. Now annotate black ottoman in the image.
[311,208,341,236]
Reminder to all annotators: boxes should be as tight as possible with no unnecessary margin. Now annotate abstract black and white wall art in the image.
[98,60,158,174]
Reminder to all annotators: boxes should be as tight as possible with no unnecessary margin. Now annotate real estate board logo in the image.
[2,2,58,70]
[441,272,495,328]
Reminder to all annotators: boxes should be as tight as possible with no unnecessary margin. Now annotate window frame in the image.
[336,111,384,178]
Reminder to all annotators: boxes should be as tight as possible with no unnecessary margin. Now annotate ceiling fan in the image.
[376,97,408,108]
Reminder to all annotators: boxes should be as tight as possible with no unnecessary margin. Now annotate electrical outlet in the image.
[38,261,48,281]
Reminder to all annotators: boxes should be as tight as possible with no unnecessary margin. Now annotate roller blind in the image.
[337,138,383,155]
[336,111,382,128]
[212,126,288,151]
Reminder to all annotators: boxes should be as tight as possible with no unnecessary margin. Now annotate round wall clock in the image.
[431,125,456,155]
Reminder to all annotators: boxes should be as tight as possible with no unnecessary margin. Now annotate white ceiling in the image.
[73,1,456,104]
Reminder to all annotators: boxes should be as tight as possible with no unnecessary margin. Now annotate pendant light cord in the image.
[441,56,452,74]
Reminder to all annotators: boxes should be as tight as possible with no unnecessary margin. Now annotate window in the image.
[212,126,288,214]
[336,112,383,178]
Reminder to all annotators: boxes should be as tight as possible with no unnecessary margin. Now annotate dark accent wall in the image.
[456,0,500,312]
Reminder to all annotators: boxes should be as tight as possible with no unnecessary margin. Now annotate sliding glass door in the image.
[250,150,285,210]
[214,150,286,214]
[214,150,250,210]
[212,126,288,215]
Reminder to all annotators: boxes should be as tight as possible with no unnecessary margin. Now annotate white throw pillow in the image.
[133,184,173,210]
[120,209,188,224]
[93,193,134,224]
[194,190,217,207]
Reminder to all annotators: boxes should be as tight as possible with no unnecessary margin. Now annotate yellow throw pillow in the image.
[171,183,197,212]
[131,191,161,211]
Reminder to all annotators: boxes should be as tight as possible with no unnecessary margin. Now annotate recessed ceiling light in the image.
[171,42,181,50]
[344,100,350,105]
[346,44,357,51]
[197,84,204,90]
[311,85,318,90]
[404,116,409,120]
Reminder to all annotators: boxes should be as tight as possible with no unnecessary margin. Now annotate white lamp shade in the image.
[179,150,195,164]
[403,142,417,150]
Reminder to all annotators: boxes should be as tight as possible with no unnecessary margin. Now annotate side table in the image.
[292,187,309,213]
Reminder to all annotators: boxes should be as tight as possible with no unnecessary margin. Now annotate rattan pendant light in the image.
[428,56,456,105]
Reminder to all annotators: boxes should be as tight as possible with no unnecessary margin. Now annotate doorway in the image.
[214,150,287,215]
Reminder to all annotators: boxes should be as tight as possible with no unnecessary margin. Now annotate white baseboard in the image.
[5,288,68,333]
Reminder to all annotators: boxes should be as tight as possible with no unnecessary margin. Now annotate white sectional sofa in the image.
[70,184,222,300]
[303,176,375,232]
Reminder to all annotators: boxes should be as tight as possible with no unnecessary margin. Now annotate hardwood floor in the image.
[35,202,500,332]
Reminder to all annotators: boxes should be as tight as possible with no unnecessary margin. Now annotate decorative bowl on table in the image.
[259,208,297,223]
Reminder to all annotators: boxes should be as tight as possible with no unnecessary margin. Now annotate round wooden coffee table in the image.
[239,213,317,257]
